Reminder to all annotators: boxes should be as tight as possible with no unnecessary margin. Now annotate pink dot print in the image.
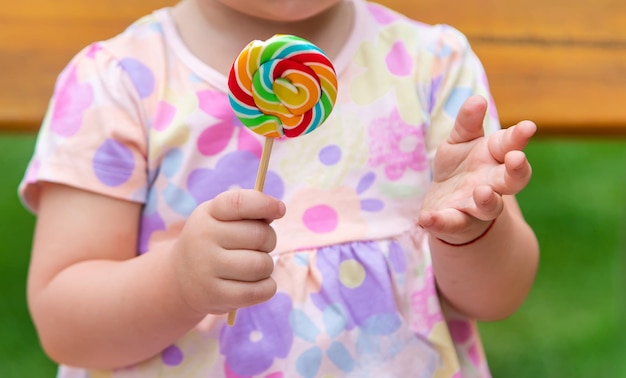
[302,204,338,233]
[50,65,94,137]
[154,101,176,131]
[386,41,412,76]
[468,342,481,366]
[367,3,396,25]
[448,320,472,343]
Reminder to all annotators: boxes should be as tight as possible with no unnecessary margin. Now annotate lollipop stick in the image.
[254,138,274,191]
[227,308,237,326]
[227,137,274,326]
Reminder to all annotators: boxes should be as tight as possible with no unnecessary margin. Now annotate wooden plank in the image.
[0,0,171,131]
[386,0,626,135]
[389,0,626,41]
[474,42,626,134]
[1,0,625,135]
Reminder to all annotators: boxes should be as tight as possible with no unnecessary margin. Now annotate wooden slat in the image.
[397,0,626,41]
[472,42,626,134]
[1,0,625,135]
[0,0,171,131]
[389,0,626,135]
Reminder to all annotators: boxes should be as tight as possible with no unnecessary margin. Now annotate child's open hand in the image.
[418,95,536,245]
[171,189,286,316]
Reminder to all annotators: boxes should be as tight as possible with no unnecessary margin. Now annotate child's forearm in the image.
[28,183,283,370]
[429,196,539,321]
[28,242,204,370]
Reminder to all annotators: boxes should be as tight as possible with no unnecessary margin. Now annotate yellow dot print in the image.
[339,259,366,288]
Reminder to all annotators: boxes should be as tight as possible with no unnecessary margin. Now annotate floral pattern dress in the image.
[20,1,500,377]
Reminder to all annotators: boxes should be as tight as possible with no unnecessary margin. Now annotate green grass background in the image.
[1,133,625,377]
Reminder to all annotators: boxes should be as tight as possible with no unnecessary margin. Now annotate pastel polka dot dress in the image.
[20,1,501,377]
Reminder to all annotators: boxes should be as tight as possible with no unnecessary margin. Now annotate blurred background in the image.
[2,0,626,377]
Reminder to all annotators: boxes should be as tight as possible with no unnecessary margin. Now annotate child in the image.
[19,0,539,377]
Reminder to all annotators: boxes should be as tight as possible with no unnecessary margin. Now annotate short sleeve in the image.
[419,25,501,161]
[19,43,149,212]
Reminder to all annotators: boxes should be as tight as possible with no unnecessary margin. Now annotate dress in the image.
[19,1,501,377]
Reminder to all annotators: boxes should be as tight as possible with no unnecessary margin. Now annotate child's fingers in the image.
[491,151,533,195]
[418,208,471,235]
[419,207,495,245]
[213,219,278,252]
[472,185,503,221]
[213,249,275,282]
[214,277,278,312]
[488,120,537,163]
[448,95,488,144]
[209,189,286,222]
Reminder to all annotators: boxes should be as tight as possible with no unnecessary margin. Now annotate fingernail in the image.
[278,201,286,217]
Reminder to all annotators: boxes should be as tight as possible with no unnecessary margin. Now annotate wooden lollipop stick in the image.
[227,137,275,326]
[254,138,274,192]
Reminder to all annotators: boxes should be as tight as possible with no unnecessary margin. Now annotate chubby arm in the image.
[427,196,538,321]
[419,95,539,321]
[27,183,284,369]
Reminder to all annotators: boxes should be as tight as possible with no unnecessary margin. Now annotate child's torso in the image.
[30,1,495,376]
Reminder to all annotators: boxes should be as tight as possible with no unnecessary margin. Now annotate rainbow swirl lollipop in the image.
[226,35,337,326]
[228,34,338,138]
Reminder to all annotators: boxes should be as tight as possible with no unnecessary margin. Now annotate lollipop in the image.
[228,34,338,138]
[226,35,338,325]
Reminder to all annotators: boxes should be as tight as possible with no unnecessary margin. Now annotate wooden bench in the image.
[2,0,625,135]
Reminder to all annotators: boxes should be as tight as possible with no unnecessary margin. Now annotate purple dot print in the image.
[356,172,376,194]
[187,151,284,204]
[319,145,342,166]
[93,139,135,187]
[139,211,166,254]
[220,293,294,376]
[161,344,184,366]
[360,198,384,212]
[119,58,155,99]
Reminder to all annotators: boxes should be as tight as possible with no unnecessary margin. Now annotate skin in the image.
[170,0,353,75]
[26,0,539,370]
[418,95,539,319]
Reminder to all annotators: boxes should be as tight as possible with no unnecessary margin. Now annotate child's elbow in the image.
[28,293,94,369]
